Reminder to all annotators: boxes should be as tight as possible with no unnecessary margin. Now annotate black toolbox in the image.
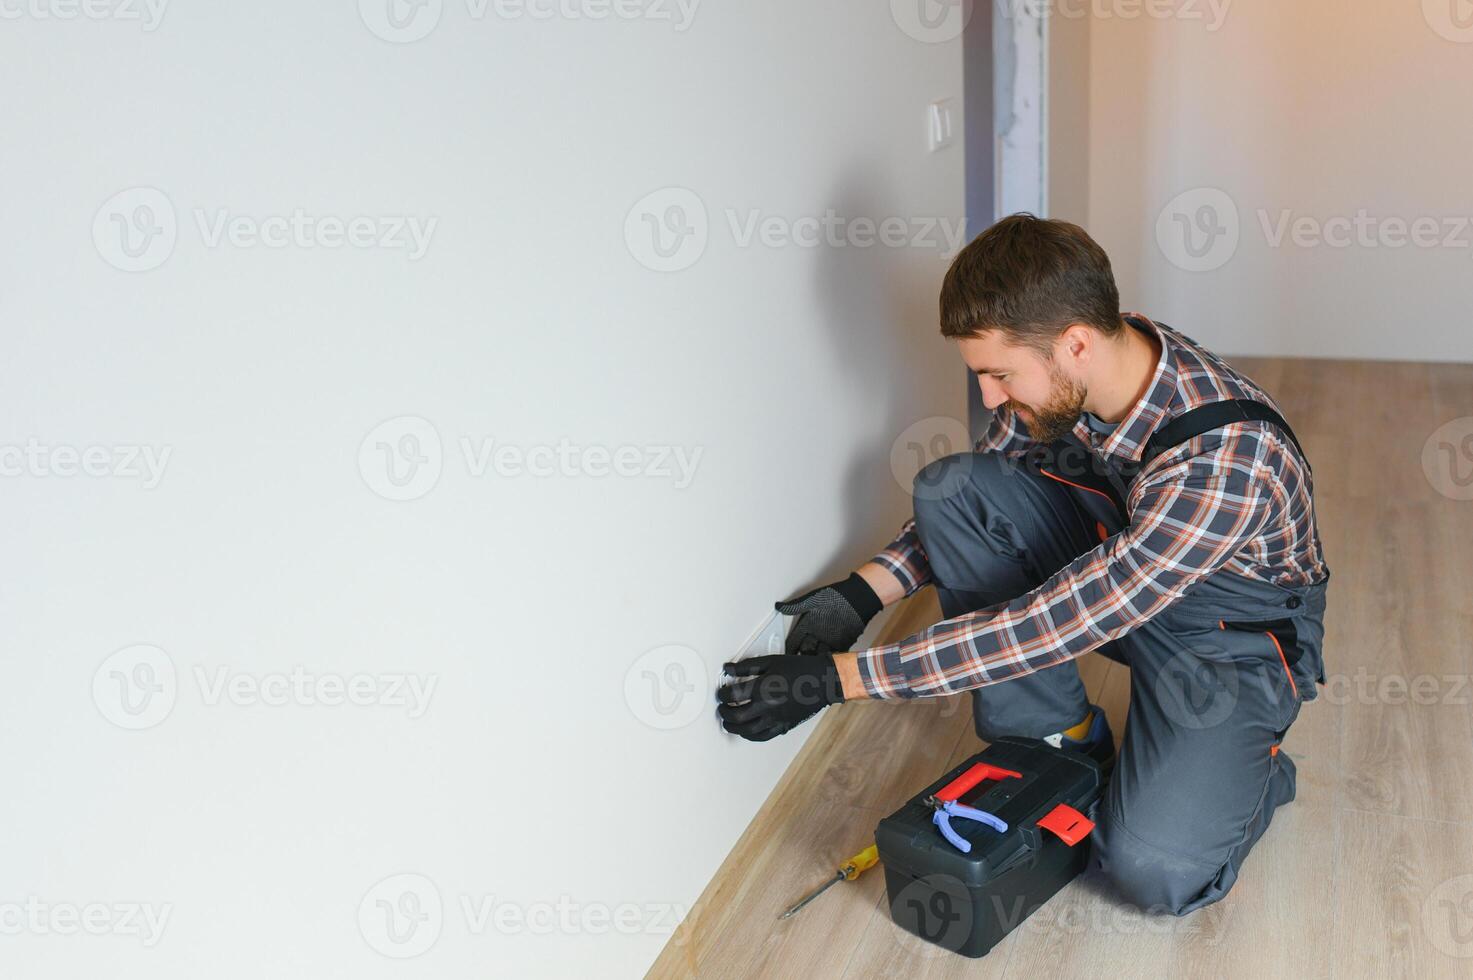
[875,737,1105,958]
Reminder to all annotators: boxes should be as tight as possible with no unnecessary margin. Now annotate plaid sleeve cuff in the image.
[870,551,925,596]
[870,520,932,596]
[856,642,919,700]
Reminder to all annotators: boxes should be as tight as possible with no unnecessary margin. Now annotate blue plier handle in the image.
[927,797,1009,854]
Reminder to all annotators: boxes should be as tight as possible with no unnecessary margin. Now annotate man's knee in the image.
[971,705,1029,744]
[1093,737,1298,915]
[1092,806,1226,916]
[911,451,1023,529]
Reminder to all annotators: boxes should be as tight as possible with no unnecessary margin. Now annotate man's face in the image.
[957,331,1087,444]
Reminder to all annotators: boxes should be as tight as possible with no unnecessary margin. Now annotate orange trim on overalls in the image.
[1037,468,1118,506]
[1218,620,1298,701]
[1034,469,1119,544]
[1263,630,1298,701]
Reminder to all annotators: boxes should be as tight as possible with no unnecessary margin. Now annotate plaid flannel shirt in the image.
[859,314,1329,700]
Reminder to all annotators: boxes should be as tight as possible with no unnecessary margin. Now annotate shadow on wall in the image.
[804,166,966,587]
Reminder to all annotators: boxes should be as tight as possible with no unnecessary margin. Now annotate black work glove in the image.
[716,654,845,742]
[775,572,883,656]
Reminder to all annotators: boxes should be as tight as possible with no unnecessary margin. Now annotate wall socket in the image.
[715,610,792,739]
[736,610,789,660]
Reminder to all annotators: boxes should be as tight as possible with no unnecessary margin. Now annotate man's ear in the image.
[1056,323,1094,367]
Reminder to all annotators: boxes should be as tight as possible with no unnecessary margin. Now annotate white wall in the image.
[1046,0,1091,226]
[1087,0,1473,362]
[0,4,963,978]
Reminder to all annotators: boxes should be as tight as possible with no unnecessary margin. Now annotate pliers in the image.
[925,795,1009,854]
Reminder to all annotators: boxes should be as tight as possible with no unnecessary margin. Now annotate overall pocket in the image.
[1218,617,1307,704]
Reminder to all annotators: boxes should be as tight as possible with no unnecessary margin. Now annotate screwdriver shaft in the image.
[779,872,843,920]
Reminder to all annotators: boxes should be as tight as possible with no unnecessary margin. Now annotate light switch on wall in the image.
[928,98,956,152]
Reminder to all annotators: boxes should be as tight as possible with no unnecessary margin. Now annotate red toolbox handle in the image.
[1037,803,1094,846]
[936,762,1023,802]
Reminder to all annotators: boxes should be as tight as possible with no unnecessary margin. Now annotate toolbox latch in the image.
[1037,803,1094,847]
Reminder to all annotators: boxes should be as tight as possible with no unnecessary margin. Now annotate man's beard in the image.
[1008,365,1087,444]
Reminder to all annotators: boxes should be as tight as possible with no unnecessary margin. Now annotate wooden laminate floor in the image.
[648,357,1473,980]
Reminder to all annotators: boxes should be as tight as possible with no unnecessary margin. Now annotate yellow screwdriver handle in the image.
[840,845,879,880]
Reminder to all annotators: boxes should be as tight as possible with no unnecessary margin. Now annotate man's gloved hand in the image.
[775,572,883,656]
[716,654,845,742]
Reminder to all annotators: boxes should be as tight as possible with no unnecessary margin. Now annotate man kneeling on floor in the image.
[717,213,1331,916]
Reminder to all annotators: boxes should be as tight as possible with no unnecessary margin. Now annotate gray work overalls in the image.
[909,400,1329,915]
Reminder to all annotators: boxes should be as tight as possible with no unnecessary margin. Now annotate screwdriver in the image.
[779,845,880,920]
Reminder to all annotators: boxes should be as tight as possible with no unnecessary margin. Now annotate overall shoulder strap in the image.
[1142,398,1310,472]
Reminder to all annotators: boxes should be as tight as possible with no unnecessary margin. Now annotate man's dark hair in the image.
[939,213,1123,353]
